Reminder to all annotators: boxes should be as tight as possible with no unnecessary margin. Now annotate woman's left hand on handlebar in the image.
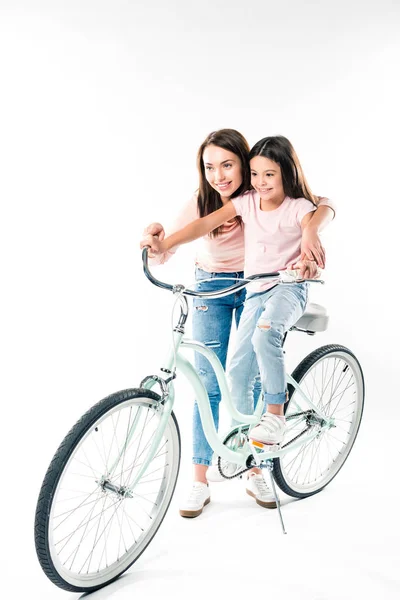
[140,234,164,256]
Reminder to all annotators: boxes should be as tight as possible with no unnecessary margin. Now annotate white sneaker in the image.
[206,461,242,482]
[246,473,277,508]
[206,465,225,482]
[179,482,210,518]
[249,413,286,445]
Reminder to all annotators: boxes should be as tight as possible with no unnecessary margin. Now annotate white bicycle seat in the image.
[293,303,329,332]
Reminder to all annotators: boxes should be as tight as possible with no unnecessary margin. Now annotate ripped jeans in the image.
[229,283,308,419]
[192,267,262,466]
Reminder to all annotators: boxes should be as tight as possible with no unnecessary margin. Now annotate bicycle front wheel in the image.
[35,388,181,593]
[273,345,364,498]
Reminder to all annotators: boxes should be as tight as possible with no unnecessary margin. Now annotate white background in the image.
[1,1,399,598]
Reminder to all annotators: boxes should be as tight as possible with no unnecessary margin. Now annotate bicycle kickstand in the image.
[250,444,287,535]
[264,459,287,535]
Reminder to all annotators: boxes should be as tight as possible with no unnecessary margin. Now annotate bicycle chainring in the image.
[216,427,254,479]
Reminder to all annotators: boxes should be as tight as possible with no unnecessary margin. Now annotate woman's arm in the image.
[141,203,237,255]
[140,195,199,264]
[290,211,322,279]
[302,197,335,267]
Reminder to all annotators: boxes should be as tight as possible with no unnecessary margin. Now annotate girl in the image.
[141,131,334,517]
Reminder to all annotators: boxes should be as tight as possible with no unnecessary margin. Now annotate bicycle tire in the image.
[34,388,181,592]
[273,345,364,498]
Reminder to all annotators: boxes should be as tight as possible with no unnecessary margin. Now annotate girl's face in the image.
[202,144,243,200]
[250,156,285,202]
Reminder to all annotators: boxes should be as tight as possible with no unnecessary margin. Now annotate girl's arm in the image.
[141,203,236,255]
[302,197,335,267]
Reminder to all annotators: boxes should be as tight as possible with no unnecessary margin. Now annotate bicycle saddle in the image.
[294,303,329,332]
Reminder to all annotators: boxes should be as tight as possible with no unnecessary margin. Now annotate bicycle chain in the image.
[216,458,251,480]
[281,425,312,448]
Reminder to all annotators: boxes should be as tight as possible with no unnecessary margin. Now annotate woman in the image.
[141,129,335,518]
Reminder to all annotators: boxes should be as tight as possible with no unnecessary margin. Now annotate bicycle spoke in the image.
[55,496,121,551]
[105,410,123,471]
[53,496,103,521]
[80,499,123,574]
[64,493,103,571]
[53,488,100,531]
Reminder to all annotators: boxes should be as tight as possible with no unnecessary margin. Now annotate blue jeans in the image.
[229,283,308,420]
[192,267,261,466]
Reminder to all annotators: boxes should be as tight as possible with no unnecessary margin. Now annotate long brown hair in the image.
[197,129,251,237]
[249,136,316,204]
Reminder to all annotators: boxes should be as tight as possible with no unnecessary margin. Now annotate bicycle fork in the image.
[100,378,176,499]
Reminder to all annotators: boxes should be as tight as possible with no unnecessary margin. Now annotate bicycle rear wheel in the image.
[273,345,364,498]
[35,388,180,593]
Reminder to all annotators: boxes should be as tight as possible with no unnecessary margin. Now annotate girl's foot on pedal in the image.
[249,413,286,445]
[179,482,210,518]
[246,473,277,508]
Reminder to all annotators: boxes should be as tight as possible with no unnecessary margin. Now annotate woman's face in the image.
[202,144,243,200]
[250,156,284,202]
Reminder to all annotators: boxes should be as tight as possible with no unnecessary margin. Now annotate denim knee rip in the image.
[257,317,271,330]
[195,304,209,312]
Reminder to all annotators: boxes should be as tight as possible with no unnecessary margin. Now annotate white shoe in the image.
[249,413,286,445]
[179,482,210,518]
[206,465,225,482]
[246,473,277,508]
[206,461,242,482]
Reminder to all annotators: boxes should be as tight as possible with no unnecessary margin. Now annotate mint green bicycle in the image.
[34,248,364,593]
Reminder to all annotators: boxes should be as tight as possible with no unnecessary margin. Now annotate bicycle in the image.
[34,248,364,593]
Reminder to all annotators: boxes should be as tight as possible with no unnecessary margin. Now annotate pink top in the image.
[151,191,335,273]
[231,192,316,290]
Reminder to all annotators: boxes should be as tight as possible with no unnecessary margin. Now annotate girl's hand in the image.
[140,234,166,256]
[301,225,326,268]
[142,222,165,241]
[290,259,321,280]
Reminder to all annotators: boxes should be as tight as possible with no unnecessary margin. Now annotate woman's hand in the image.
[140,233,166,256]
[142,222,165,241]
[301,224,326,268]
[290,259,321,280]
[140,223,166,258]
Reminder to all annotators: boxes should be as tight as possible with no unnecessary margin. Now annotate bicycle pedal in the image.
[250,440,280,452]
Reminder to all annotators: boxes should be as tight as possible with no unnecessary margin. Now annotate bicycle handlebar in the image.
[142,246,323,298]
[141,247,322,298]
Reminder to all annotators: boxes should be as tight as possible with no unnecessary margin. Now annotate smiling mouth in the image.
[258,188,272,193]
[216,182,232,189]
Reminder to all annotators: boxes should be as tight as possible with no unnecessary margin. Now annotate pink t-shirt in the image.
[151,192,334,273]
[232,191,316,290]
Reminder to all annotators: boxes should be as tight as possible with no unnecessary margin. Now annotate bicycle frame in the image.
[120,249,330,495]
[125,324,331,496]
